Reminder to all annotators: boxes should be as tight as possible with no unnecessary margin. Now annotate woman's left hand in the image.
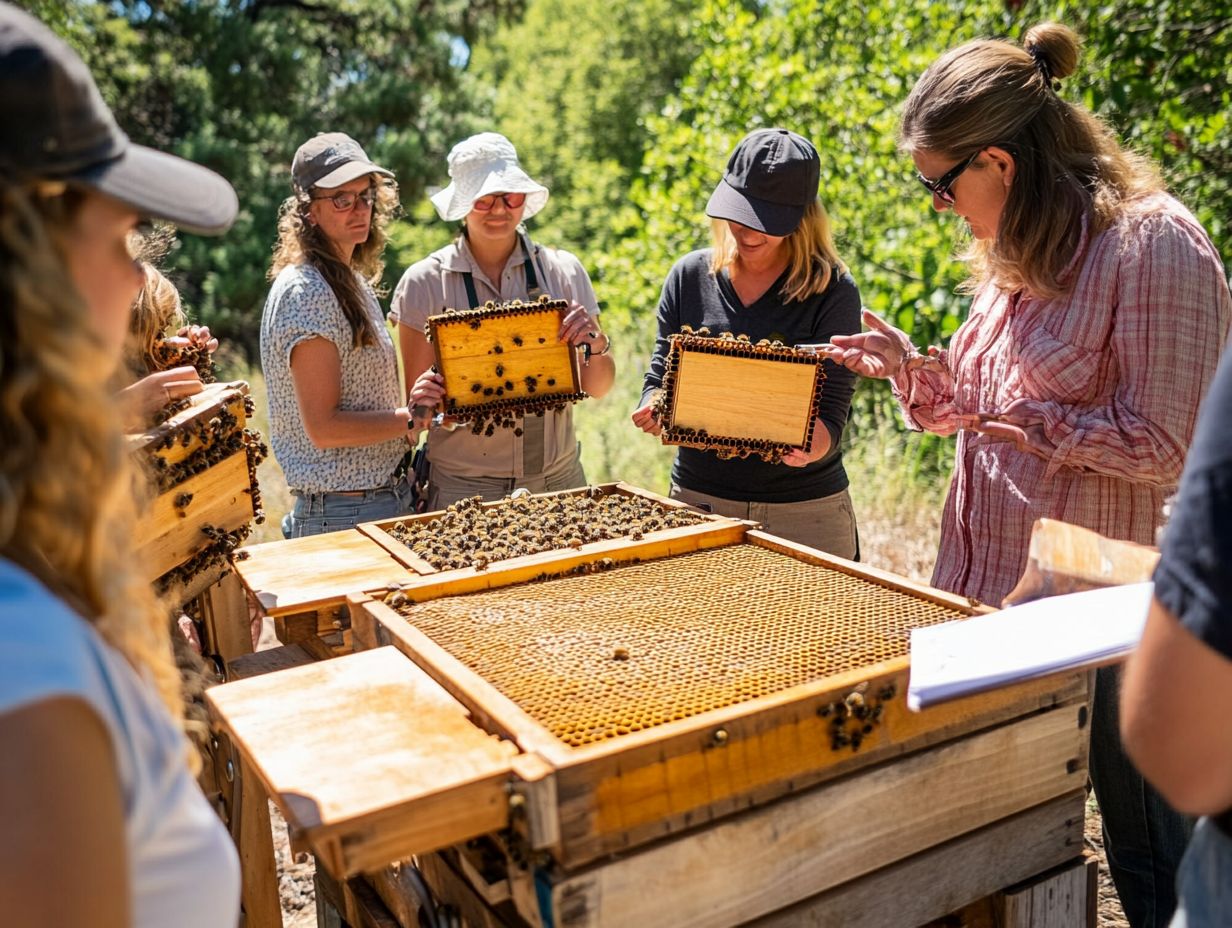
[176,324,219,354]
[781,419,833,467]
[559,301,607,353]
[960,398,1056,460]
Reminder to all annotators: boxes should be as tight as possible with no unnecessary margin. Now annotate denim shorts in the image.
[281,475,416,539]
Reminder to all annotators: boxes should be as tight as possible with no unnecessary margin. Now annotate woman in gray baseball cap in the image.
[260,132,422,537]
[0,4,240,926]
[632,128,864,558]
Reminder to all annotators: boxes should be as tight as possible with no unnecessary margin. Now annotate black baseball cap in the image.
[292,133,393,192]
[706,128,820,237]
[0,3,237,236]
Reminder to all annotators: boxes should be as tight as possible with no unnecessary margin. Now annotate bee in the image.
[505,380,514,391]
[471,383,482,393]
[512,335,524,347]
[495,364,505,377]
[493,344,504,354]
[546,378,556,387]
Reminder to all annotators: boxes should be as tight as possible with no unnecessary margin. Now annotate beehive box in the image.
[207,527,1091,926]
[357,482,746,577]
[656,331,825,461]
[130,381,265,597]
[428,297,585,428]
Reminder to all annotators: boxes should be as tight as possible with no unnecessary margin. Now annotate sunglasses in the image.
[311,187,377,212]
[917,150,980,205]
[472,192,527,211]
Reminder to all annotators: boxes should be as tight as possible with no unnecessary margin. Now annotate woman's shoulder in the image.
[1103,193,1221,268]
[0,561,111,717]
[667,249,715,281]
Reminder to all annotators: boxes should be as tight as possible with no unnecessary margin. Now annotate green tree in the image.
[27,0,524,358]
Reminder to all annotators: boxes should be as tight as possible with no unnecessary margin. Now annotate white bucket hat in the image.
[429,132,549,222]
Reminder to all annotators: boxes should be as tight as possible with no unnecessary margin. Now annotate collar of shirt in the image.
[440,235,533,294]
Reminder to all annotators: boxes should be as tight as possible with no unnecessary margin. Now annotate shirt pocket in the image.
[1007,324,1106,405]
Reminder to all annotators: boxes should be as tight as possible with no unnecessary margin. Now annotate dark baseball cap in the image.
[291,133,393,192]
[0,3,236,236]
[706,128,820,237]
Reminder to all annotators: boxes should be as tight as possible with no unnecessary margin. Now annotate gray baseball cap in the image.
[0,2,237,236]
[291,133,393,192]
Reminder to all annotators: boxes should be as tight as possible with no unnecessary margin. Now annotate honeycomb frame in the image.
[427,296,587,424]
[655,332,826,463]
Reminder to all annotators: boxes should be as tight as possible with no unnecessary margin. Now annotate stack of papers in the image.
[907,582,1154,711]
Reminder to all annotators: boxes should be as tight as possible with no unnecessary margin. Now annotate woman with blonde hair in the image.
[260,132,421,537]
[0,4,240,925]
[632,128,862,557]
[821,23,1232,927]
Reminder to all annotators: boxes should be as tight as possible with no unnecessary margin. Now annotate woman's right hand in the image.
[630,401,663,437]
[816,309,940,380]
[117,366,204,430]
[408,368,446,409]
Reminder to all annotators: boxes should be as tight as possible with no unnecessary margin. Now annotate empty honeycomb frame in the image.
[657,333,826,461]
[428,297,586,421]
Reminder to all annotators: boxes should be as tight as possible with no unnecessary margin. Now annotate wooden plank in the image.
[315,864,403,928]
[744,791,1086,928]
[1004,518,1160,605]
[386,519,748,603]
[236,756,282,928]
[418,852,519,928]
[201,570,256,667]
[226,642,317,681]
[233,528,415,617]
[135,450,253,581]
[126,380,249,457]
[206,647,520,877]
[549,702,1088,927]
[673,351,817,445]
[996,855,1097,928]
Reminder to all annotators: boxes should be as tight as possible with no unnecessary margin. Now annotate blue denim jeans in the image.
[281,475,416,539]
[1091,666,1194,928]
[1169,817,1232,927]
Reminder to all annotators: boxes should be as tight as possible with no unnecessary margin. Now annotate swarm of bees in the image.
[153,523,251,595]
[655,329,826,463]
[152,337,216,386]
[427,296,587,436]
[384,487,705,572]
[817,681,898,753]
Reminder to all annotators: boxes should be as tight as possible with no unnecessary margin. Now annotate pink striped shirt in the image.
[893,194,1231,605]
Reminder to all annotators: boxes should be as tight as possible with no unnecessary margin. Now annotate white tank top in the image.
[0,559,240,928]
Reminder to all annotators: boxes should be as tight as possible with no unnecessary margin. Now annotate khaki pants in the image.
[670,484,860,561]
[427,454,588,512]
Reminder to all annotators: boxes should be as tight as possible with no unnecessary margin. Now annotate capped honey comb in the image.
[655,331,825,463]
[386,544,967,747]
[428,296,586,432]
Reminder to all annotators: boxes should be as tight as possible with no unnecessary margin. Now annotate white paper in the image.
[907,582,1154,711]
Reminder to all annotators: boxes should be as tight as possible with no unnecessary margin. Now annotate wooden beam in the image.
[745,792,1085,928]
[995,854,1099,928]
[550,703,1088,927]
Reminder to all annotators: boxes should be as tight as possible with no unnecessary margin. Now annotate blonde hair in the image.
[125,262,186,378]
[900,22,1163,299]
[0,185,188,755]
[268,177,399,347]
[710,198,847,302]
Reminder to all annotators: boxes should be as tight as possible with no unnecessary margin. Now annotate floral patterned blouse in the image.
[893,193,1231,605]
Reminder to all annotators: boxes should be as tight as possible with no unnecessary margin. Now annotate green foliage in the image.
[29,0,523,358]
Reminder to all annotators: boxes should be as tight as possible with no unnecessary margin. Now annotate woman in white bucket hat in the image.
[392,132,616,510]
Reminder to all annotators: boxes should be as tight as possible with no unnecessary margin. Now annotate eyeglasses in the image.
[472,192,527,212]
[917,150,981,205]
[311,188,377,212]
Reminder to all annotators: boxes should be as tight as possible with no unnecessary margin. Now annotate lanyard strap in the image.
[459,234,542,309]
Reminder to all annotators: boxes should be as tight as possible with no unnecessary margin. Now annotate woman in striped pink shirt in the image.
[824,22,1231,928]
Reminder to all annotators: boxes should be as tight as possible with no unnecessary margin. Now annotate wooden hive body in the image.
[429,298,585,425]
[130,381,264,599]
[657,333,826,461]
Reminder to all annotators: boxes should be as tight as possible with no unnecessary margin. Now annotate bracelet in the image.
[582,331,611,360]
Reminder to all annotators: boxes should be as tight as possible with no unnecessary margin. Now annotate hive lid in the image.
[206,646,519,876]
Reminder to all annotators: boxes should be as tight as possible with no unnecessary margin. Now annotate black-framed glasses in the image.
[472,192,527,212]
[917,150,981,205]
[311,187,377,212]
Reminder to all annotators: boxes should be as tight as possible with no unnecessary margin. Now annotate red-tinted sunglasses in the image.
[472,192,527,211]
